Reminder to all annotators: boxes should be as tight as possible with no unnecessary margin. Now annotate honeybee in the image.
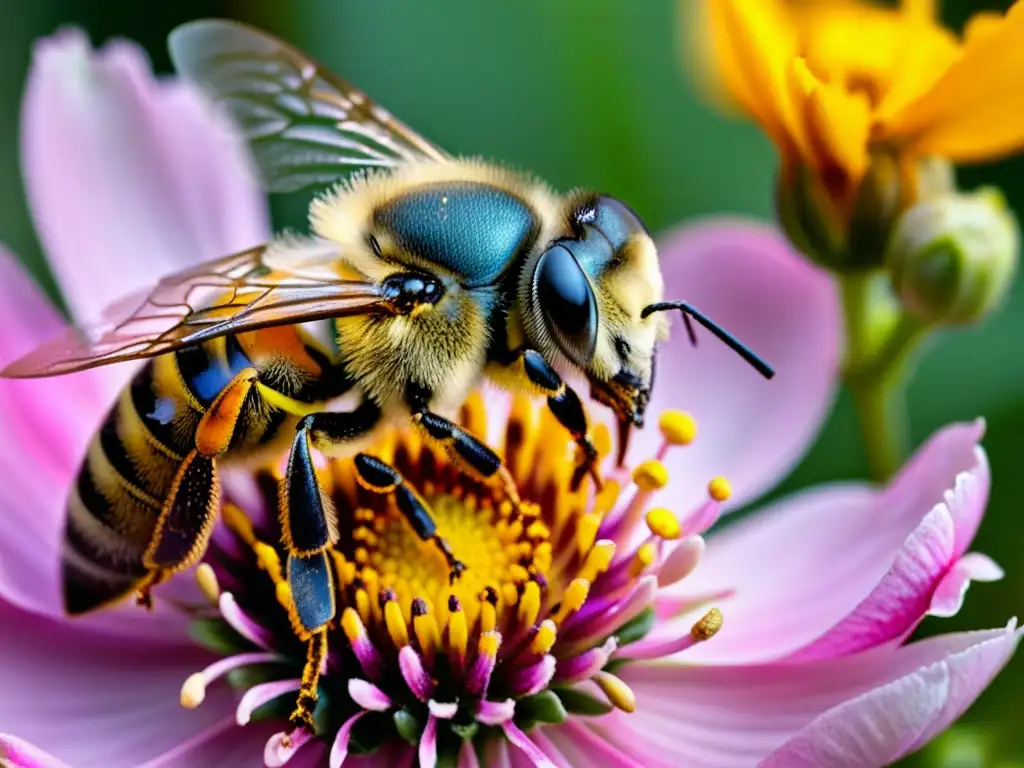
[1,20,772,730]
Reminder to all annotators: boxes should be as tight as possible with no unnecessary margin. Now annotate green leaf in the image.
[515,690,567,731]
[612,607,656,646]
[188,618,252,655]
[554,686,613,717]
[394,708,424,745]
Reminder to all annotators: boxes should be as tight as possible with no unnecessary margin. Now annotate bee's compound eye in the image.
[534,244,598,366]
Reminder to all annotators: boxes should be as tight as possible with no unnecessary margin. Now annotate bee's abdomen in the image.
[62,358,196,615]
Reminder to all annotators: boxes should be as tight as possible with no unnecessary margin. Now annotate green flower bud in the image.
[886,187,1018,326]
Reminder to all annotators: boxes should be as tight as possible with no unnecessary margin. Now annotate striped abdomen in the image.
[62,330,337,614]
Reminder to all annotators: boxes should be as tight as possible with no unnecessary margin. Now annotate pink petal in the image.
[634,219,840,512]
[929,552,1004,619]
[458,741,481,768]
[0,601,234,767]
[137,718,279,767]
[502,722,557,768]
[602,624,1019,767]
[0,735,74,768]
[759,624,1021,767]
[669,421,989,663]
[419,715,439,768]
[22,29,268,323]
[329,711,367,768]
[540,722,647,768]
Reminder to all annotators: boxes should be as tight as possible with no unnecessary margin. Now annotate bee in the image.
[1,20,773,730]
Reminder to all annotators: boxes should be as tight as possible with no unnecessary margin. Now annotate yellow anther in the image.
[502,582,519,607]
[526,520,550,540]
[517,581,541,628]
[195,563,220,606]
[632,459,669,492]
[592,423,612,458]
[253,542,283,583]
[478,630,501,659]
[221,503,255,544]
[341,607,365,644]
[691,607,723,641]
[448,604,468,658]
[532,541,552,572]
[593,671,636,713]
[508,564,530,583]
[593,480,621,516]
[576,512,601,556]
[553,578,590,624]
[180,673,206,709]
[630,541,657,576]
[579,540,616,583]
[413,611,440,656]
[530,619,557,655]
[479,599,497,634]
[659,410,697,446]
[708,476,732,502]
[384,600,409,648]
[645,507,681,540]
[355,589,372,625]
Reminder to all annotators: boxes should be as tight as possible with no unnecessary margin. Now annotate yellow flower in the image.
[692,0,1024,215]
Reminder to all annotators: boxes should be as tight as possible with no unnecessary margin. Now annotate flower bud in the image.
[886,187,1018,326]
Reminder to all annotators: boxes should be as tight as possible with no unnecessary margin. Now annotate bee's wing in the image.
[168,19,449,193]
[0,245,387,379]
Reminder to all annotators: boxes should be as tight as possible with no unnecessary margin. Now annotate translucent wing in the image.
[0,246,386,378]
[168,19,449,193]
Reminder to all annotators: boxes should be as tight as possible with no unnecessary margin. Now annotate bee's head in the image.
[524,194,668,464]
[525,194,774,466]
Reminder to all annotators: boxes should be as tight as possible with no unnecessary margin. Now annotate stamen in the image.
[265,727,314,768]
[398,645,434,702]
[412,598,439,667]
[552,578,590,624]
[341,607,383,679]
[329,711,367,768]
[692,607,724,640]
[219,592,275,650]
[680,478,730,536]
[616,607,724,661]
[179,651,281,708]
[517,581,541,628]
[645,507,681,540]
[575,513,601,556]
[657,535,706,587]
[476,698,516,725]
[708,476,732,502]
[656,410,697,460]
[553,637,618,685]
[510,654,556,697]
[195,563,221,606]
[602,459,669,539]
[466,631,501,696]
[633,459,669,492]
[348,679,393,711]
[630,541,657,577]
[479,589,498,633]
[593,671,637,713]
[446,595,468,668]
[529,619,557,655]
[562,576,656,650]
[382,593,409,648]
[577,540,616,583]
[236,679,302,725]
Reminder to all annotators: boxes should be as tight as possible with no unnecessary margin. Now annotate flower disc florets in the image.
[180,392,728,766]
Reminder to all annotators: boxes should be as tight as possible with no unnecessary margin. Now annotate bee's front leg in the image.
[508,349,602,491]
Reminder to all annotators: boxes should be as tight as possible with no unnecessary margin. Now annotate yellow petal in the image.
[884,5,1024,161]
[901,0,937,20]
[873,18,959,121]
[691,0,804,153]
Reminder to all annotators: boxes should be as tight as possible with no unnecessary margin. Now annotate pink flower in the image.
[0,30,1016,768]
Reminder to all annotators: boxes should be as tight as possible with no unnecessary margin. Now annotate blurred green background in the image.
[0,0,1019,764]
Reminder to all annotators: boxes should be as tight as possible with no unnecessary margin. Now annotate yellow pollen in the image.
[530,619,557,654]
[708,476,732,502]
[691,607,724,641]
[579,540,616,583]
[480,597,498,633]
[631,541,657,576]
[341,607,365,645]
[645,507,681,540]
[195,563,220,606]
[413,608,440,662]
[478,630,501,659]
[659,410,698,446]
[180,673,206,709]
[517,581,542,627]
[384,600,409,647]
[254,542,283,583]
[633,460,669,492]
[593,671,637,713]
[553,578,590,624]
[448,599,468,658]
[576,513,601,555]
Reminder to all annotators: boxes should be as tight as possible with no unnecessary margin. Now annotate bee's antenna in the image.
[641,301,775,380]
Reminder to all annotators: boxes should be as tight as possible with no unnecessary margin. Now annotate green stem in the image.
[840,273,928,483]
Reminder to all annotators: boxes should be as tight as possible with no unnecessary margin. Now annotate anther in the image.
[195,563,220,606]
[579,540,616,583]
[691,607,723,641]
[553,578,590,624]
[630,541,657,577]
[385,600,410,648]
[576,513,601,555]
[645,507,681,540]
[632,459,669,492]
[658,411,697,447]
[708,476,732,502]
[517,581,541,628]
[447,596,468,664]
[180,672,206,708]
[593,671,637,713]
[530,619,557,655]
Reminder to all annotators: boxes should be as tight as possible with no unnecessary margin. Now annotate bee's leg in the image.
[136,368,264,607]
[352,453,466,582]
[512,349,602,491]
[405,384,525,510]
[279,401,381,732]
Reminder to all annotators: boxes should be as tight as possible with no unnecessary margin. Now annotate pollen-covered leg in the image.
[518,349,602,490]
[286,555,333,734]
[354,453,466,582]
[138,449,220,607]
